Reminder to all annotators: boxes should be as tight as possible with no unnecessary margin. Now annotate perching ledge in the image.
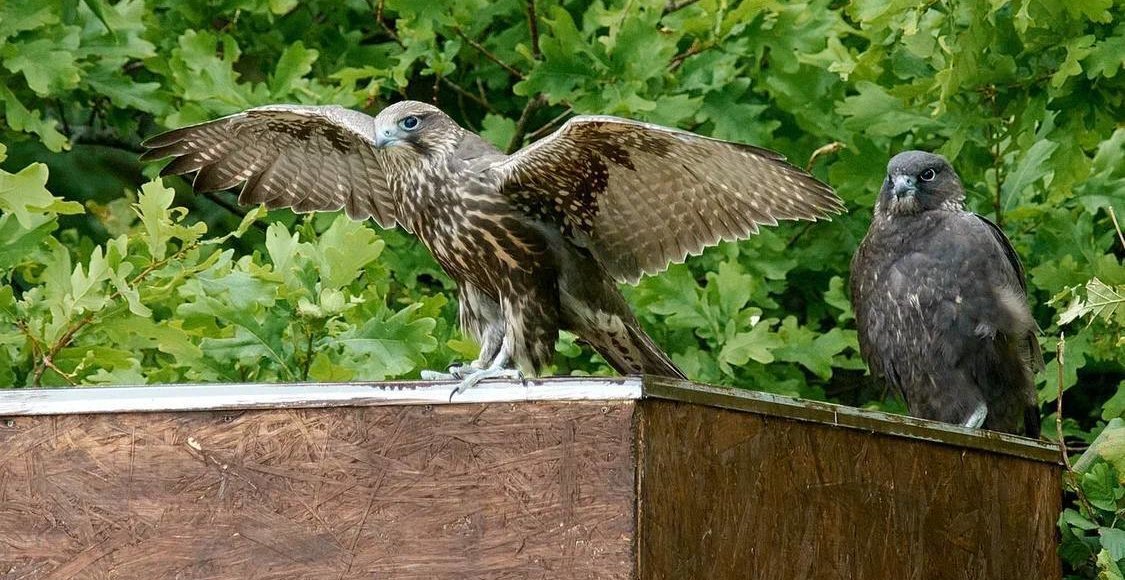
[0,376,1061,579]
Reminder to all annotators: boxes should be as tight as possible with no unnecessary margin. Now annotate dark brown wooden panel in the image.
[636,399,1061,580]
[0,402,636,579]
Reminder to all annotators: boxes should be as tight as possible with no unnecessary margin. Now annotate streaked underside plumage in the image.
[850,151,1042,437]
[142,100,843,382]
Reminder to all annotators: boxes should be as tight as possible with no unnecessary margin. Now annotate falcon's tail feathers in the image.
[1023,405,1042,439]
[577,313,687,380]
[624,325,688,380]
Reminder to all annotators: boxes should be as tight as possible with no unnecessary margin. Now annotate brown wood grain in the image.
[0,403,636,579]
[635,399,1061,580]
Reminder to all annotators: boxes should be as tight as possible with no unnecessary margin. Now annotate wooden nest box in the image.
[0,377,1060,579]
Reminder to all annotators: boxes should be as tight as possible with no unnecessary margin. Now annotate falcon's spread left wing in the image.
[140,105,399,228]
[490,116,844,283]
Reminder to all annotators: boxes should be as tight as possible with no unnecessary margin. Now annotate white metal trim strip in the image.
[0,377,643,416]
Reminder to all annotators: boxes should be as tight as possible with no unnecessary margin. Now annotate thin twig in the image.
[32,311,95,386]
[301,324,316,381]
[526,0,542,59]
[992,133,1004,227]
[783,222,815,251]
[373,0,405,48]
[73,134,143,153]
[805,141,843,173]
[439,77,495,113]
[663,0,703,14]
[1108,207,1125,251]
[42,357,77,386]
[31,241,202,385]
[985,95,1006,228]
[203,191,248,219]
[455,28,524,79]
[475,78,490,109]
[668,40,714,71]
[507,95,545,154]
[525,106,573,141]
[1057,332,1071,470]
[53,100,71,137]
[1056,332,1095,516]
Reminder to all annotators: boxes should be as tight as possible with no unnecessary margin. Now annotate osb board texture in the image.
[0,402,636,580]
[636,400,1062,580]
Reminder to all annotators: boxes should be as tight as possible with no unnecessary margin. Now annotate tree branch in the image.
[455,27,524,79]
[1109,207,1125,251]
[663,0,703,15]
[372,0,405,48]
[53,99,71,138]
[991,124,1005,228]
[1056,332,1095,516]
[30,240,204,386]
[805,141,843,173]
[507,95,545,154]
[525,106,573,142]
[668,40,716,71]
[526,0,542,59]
[202,191,249,219]
[984,89,1007,228]
[301,324,316,381]
[508,93,546,151]
[440,77,495,113]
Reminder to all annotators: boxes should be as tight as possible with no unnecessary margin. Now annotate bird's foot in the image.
[420,363,481,381]
[963,402,988,430]
[448,366,525,401]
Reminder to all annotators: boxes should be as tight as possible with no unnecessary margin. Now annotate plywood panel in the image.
[0,402,636,579]
[636,399,1061,580]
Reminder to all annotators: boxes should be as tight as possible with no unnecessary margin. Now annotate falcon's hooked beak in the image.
[892,175,917,198]
[374,129,400,148]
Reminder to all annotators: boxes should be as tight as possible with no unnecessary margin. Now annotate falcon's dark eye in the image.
[920,168,937,182]
[398,115,420,131]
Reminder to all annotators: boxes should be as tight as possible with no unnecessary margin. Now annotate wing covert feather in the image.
[491,116,844,283]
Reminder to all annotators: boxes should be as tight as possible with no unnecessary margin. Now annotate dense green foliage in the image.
[0,0,1122,574]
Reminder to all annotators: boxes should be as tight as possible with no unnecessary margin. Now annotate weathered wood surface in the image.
[644,378,1060,464]
[636,399,1062,580]
[0,378,1060,465]
[0,402,636,579]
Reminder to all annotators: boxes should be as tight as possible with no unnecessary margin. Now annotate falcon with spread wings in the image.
[850,151,1042,436]
[142,101,843,392]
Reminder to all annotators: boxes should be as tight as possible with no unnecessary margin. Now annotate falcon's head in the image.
[876,150,965,217]
[372,100,465,170]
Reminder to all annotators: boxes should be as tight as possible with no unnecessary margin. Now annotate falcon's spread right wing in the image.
[490,116,844,284]
[140,105,399,228]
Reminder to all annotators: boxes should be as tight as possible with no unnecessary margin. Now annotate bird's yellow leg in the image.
[963,402,988,429]
[448,338,524,400]
[420,330,501,381]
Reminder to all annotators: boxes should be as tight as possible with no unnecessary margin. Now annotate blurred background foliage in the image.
[0,0,1122,575]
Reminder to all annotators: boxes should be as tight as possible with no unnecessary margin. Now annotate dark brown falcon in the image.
[850,151,1042,436]
[141,101,843,392]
